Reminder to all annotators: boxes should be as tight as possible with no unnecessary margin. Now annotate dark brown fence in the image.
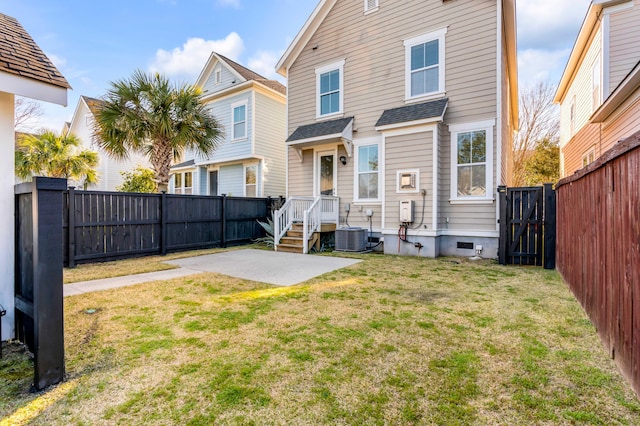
[63,188,280,266]
[556,130,640,397]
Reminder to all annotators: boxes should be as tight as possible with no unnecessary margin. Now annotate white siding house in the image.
[169,53,287,198]
[274,0,518,257]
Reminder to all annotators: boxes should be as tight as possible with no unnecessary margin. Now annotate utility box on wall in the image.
[400,200,414,223]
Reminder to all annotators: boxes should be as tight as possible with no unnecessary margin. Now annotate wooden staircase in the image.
[277,223,319,254]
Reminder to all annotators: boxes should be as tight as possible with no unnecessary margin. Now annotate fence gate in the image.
[498,183,556,269]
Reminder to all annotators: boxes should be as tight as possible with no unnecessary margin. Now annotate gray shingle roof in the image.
[286,117,354,142]
[375,98,448,127]
[171,159,196,169]
[0,13,70,89]
[217,53,286,95]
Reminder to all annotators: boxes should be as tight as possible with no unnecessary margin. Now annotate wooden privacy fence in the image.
[556,130,640,397]
[63,188,281,266]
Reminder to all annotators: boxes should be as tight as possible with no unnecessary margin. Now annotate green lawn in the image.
[2,251,639,425]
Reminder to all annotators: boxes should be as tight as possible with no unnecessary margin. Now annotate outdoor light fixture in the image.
[339,155,347,165]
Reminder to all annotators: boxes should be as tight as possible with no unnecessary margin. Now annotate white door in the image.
[316,150,337,196]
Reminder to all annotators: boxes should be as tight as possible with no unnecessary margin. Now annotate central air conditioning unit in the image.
[335,227,367,252]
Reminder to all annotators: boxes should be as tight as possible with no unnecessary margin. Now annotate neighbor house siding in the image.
[202,61,240,94]
[561,122,600,176]
[602,87,640,146]
[219,163,244,196]
[254,90,287,197]
[608,1,640,94]
[287,0,498,139]
[384,132,433,229]
[559,26,603,175]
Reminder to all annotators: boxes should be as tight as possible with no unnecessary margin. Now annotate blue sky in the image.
[1,0,591,130]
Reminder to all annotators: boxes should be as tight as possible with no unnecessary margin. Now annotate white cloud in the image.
[517,48,571,89]
[217,0,240,9]
[247,51,282,81]
[149,33,245,80]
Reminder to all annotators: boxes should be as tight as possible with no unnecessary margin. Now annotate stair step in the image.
[277,244,304,254]
[280,236,303,246]
[286,230,304,237]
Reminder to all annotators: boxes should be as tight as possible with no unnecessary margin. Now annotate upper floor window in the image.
[592,59,601,112]
[214,67,222,85]
[354,141,380,201]
[569,95,576,137]
[245,165,257,197]
[315,60,345,119]
[364,0,379,13]
[404,28,447,101]
[449,120,494,202]
[174,171,193,195]
[232,101,247,140]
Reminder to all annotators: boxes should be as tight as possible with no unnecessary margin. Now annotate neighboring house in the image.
[0,13,69,341]
[273,0,518,257]
[555,0,640,177]
[66,95,151,191]
[169,52,287,197]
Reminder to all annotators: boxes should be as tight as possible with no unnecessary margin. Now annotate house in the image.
[169,53,287,197]
[273,0,518,257]
[555,0,640,177]
[65,95,151,191]
[0,13,69,340]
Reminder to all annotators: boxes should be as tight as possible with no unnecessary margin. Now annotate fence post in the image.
[221,194,227,248]
[497,185,508,265]
[543,183,556,270]
[67,186,76,268]
[160,191,167,255]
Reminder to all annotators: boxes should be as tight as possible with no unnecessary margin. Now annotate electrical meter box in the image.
[399,200,414,223]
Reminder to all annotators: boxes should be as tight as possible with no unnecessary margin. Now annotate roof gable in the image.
[0,13,70,89]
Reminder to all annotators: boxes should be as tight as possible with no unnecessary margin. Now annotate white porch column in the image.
[0,91,15,340]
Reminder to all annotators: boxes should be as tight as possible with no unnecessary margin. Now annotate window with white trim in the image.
[355,143,379,201]
[592,59,601,112]
[174,171,193,195]
[232,102,247,140]
[245,165,257,197]
[404,28,447,100]
[450,120,494,201]
[364,0,378,13]
[569,95,576,137]
[582,147,595,168]
[214,68,222,85]
[315,60,345,118]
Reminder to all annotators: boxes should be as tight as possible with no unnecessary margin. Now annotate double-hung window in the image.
[449,120,494,202]
[355,142,379,201]
[232,101,247,140]
[404,28,447,100]
[174,171,193,195]
[245,165,257,197]
[315,60,345,118]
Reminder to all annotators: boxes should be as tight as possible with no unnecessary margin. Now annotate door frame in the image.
[314,147,338,197]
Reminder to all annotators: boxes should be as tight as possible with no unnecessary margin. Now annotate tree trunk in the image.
[150,139,174,193]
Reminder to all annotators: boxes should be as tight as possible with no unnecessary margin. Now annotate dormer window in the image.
[364,0,379,14]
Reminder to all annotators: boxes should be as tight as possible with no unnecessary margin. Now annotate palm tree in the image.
[15,131,98,187]
[93,70,223,192]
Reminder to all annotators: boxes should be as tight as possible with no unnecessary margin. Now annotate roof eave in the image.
[591,62,640,122]
[0,72,68,106]
[275,0,338,77]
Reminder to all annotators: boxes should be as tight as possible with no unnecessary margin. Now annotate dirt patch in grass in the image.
[4,252,640,424]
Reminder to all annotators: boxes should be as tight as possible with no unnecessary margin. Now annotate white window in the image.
[449,120,494,202]
[232,101,247,140]
[569,95,576,137]
[404,28,447,101]
[355,143,379,201]
[364,0,379,13]
[214,68,222,85]
[397,169,420,193]
[592,59,601,112]
[174,172,193,195]
[315,60,345,118]
[245,165,257,197]
[582,147,595,168]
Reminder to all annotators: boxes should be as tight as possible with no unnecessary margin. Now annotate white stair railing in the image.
[273,195,339,253]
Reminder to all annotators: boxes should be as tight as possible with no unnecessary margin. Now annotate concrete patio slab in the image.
[64,249,362,297]
[165,249,362,286]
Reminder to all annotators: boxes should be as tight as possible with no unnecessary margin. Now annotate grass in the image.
[2,250,639,425]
